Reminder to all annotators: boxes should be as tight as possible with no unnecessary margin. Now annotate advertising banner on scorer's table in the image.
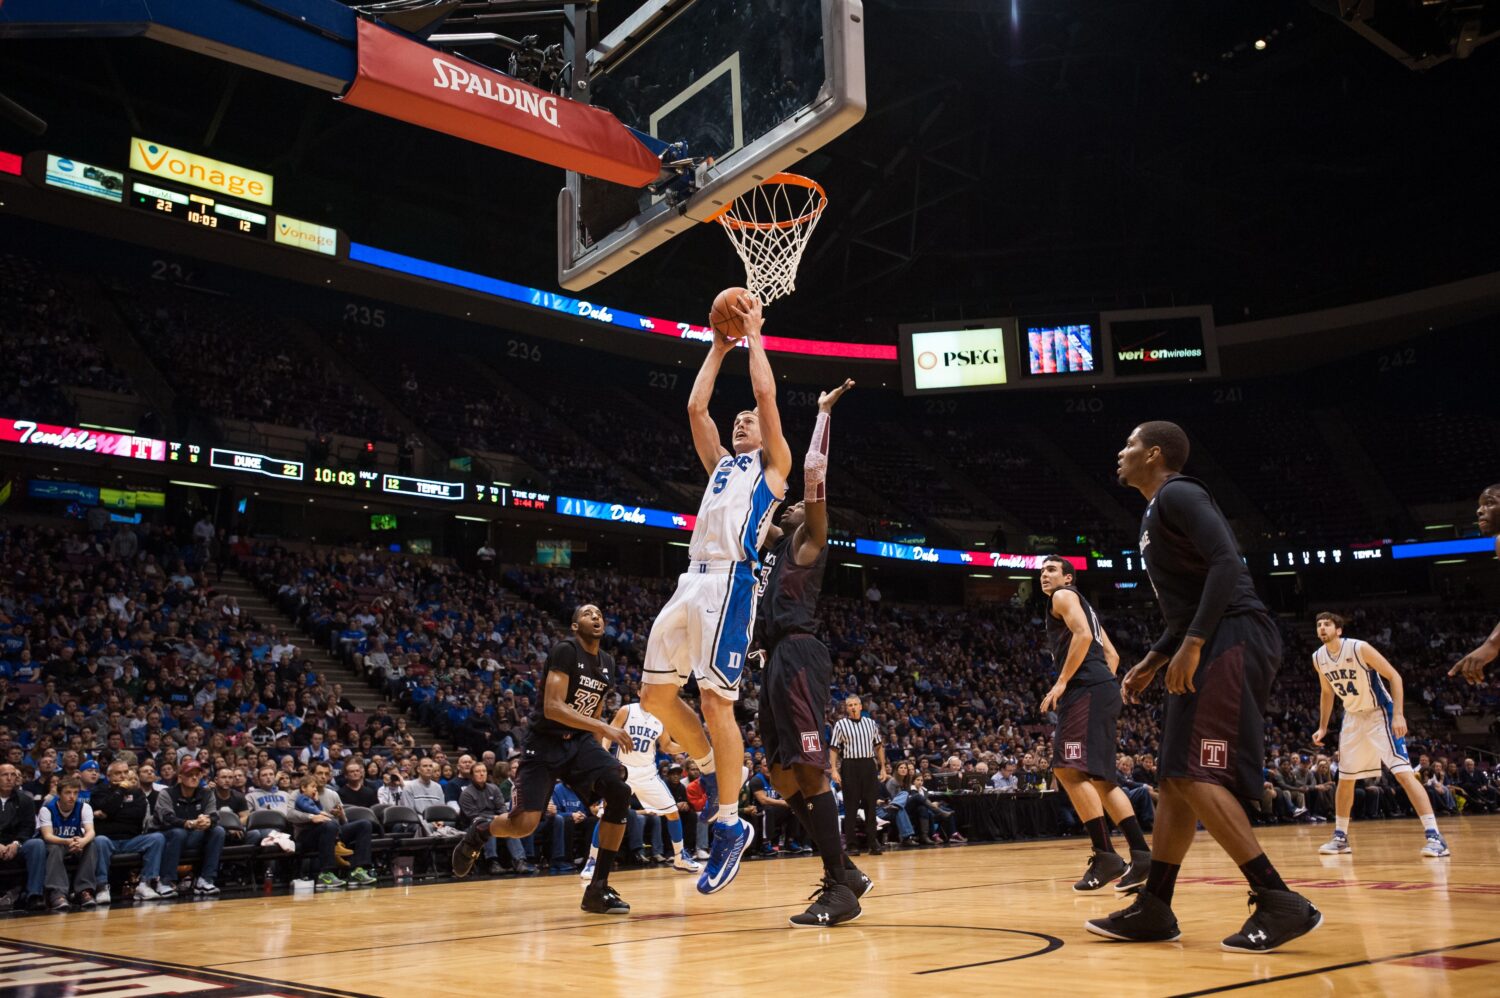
[275,215,338,256]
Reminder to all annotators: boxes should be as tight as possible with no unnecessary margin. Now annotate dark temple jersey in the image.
[1047,584,1116,690]
[1140,475,1266,655]
[529,636,613,736]
[754,533,827,647]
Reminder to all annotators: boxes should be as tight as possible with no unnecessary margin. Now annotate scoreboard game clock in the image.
[129,178,269,239]
[312,467,377,489]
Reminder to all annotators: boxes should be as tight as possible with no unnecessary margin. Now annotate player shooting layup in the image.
[641,292,791,895]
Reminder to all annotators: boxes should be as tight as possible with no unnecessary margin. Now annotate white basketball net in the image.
[714,174,827,306]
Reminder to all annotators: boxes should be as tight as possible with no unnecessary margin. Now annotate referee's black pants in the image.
[841,758,881,853]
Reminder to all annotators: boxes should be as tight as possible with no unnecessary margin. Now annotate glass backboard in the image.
[557,0,865,290]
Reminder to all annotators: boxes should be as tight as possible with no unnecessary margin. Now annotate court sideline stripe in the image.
[0,936,373,998]
[1168,935,1500,997]
[205,875,1063,968]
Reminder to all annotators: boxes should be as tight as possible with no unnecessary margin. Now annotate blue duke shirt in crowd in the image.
[551,782,587,818]
[247,785,293,817]
[41,799,92,838]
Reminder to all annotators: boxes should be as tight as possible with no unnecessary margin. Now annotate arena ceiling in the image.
[1,0,1497,343]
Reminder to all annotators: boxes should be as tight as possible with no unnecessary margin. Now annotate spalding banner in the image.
[340,21,660,188]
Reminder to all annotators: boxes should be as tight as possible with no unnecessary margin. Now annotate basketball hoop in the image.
[709,173,828,306]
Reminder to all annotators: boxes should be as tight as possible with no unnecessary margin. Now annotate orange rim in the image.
[706,172,828,230]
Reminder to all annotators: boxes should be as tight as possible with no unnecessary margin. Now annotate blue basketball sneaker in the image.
[1420,830,1450,857]
[697,818,754,895]
[1318,830,1351,855]
[697,771,719,827]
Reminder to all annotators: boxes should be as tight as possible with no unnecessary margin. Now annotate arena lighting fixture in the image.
[840,563,863,569]
[1434,559,1467,564]
[78,422,135,434]
[971,574,994,579]
[168,480,216,489]
[1269,570,1298,576]
[1254,38,1268,49]
[1425,523,1455,530]
[454,514,488,522]
[667,541,689,548]
[1006,575,1028,580]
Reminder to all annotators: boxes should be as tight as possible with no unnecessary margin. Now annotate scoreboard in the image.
[129,179,269,239]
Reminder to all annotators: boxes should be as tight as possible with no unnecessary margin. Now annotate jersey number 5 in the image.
[711,467,732,494]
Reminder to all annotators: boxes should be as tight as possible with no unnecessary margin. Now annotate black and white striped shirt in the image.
[831,716,882,760]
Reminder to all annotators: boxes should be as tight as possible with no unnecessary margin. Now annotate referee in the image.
[830,695,886,855]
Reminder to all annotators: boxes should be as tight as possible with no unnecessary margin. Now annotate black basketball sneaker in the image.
[1074,850,1127,892]
[1115,849,1153,893]
[451,818,489,879]
[846,864,874,898]
[581,882,631,915]
[789,875,861,928]
[1221,890,1323,952]
[1085,891,1182,942]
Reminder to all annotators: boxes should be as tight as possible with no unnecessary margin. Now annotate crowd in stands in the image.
[0,254,135,425]
[0,508,1495,911]
[114,284,396,441]
[330,328,645,503]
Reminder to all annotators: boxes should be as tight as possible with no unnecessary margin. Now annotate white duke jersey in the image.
[615,702,667,769]
[688,447,781,564]
[1314,638,1392,714]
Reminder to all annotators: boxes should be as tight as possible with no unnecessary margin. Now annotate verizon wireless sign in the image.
[0,418,167,462]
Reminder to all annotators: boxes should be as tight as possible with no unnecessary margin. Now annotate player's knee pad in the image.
[600,777,632,823]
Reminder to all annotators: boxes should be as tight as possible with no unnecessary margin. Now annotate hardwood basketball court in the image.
[1,817,1495,997]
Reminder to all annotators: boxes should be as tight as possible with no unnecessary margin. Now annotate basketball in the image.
[710,286,752,342]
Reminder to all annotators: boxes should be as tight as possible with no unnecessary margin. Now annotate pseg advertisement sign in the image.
[901,326,1011,394]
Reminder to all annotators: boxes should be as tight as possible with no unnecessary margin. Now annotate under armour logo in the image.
[1087,878,1100,887]
[1248,930,1267,943]
[817,912,830,923]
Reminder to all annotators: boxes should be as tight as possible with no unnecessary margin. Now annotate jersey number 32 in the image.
[571,689,601,717]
